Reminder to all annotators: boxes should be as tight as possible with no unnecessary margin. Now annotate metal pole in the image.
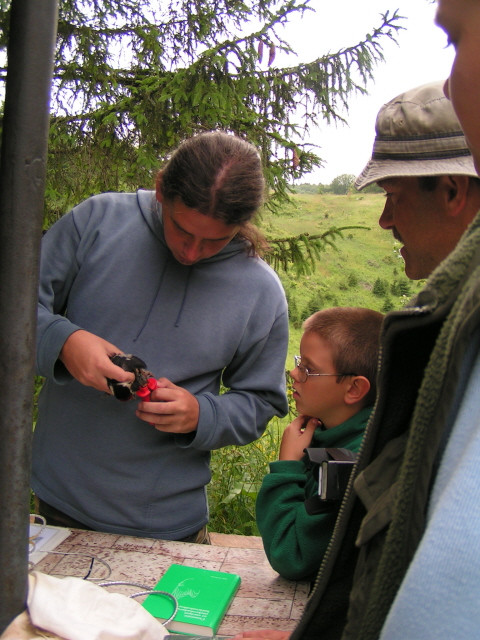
[0,0,58,632]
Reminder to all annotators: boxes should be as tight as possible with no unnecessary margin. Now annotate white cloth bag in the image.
[1,571,167,640]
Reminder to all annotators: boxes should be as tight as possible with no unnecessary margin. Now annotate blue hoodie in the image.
[33,190,289,539]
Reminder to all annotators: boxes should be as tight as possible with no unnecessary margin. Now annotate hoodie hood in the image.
[136,189,249,265]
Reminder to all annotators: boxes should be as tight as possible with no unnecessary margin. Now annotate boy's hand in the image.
[279,415,320,460]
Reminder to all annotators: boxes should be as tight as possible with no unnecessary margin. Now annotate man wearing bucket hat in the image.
[234,80,480,640]
[355,80,480,280]
[290,80,480,638]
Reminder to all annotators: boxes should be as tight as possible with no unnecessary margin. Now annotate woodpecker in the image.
[107,354,154,401]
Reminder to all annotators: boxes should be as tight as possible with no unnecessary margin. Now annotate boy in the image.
[256,307,383,581]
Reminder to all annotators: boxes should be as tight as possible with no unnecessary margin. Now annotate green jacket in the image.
[292,211,480,640]
[256,408,370,581]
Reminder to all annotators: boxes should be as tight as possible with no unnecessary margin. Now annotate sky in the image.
[0,2,452,187]
[278,0,454,184]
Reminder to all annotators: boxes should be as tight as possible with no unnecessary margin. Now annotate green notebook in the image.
[142,563,241,636]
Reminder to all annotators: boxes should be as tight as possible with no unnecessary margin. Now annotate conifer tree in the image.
[0,0,402,270]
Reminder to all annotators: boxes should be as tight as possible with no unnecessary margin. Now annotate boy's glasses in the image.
[293,355,356,383]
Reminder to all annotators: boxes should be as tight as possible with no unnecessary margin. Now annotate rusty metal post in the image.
[0,0,58,632]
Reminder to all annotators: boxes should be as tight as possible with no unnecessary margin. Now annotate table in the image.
[33,529,310,636]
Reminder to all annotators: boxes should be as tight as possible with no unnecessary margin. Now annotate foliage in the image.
[391,278,412,297]
[329,173,356,195]
[291,178,385,196]
[373,277,389,297]
[32,377,44,427]
[265,226,368,276]
[0,0,403,226]
[381,297,395,312]
[291,182,321,194]
[208,414,288,535]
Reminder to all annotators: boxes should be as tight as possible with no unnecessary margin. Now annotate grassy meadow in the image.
[208,191,424,534]
[264,191,424,358]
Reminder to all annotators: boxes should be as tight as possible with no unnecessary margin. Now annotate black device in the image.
[304,447,357,515]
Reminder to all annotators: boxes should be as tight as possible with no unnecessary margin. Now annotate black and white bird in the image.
[107,354,153,401]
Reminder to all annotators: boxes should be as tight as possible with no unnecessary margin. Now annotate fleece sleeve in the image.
[256,460,338,581]
[36,209,85,382]
[188,303,289,450]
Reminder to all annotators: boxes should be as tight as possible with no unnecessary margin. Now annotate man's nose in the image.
[378,202,393,230]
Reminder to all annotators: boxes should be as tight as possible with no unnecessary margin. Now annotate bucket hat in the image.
[355,81,477,190]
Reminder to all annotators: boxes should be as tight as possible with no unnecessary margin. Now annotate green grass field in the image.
[209,191,424,534]
[263,191,423,359]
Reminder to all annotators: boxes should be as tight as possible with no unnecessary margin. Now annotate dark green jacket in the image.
[292,211,480,640]
[256,408,370,581]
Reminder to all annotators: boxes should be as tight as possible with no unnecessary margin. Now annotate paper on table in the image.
[29,523,71,564]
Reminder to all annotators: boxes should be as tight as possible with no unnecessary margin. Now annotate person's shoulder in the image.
[70,191,132,214]
[83,190,142,206]
[212,241,285,286]
[248,257,287,300]
[79,189,154,205]
[73,190,155,219]
[242,251,285,284]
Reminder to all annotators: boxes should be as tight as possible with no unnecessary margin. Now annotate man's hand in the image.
[231,631,291,640]
[278,415,320,461]
[136,378,200,433]
[59,330,134,393]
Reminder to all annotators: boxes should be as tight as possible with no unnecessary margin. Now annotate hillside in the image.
[261,191,424,355]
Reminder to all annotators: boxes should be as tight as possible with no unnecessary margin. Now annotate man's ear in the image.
[441,175,469,216]
[344,376,371,406]
[155,171,164,203]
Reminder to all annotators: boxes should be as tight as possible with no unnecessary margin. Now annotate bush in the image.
[347,273,359,288]
[208,414,288,535]
[382,298,395,312]
[373,278,388,297]
[330,174,356,195]
[391,279,412,297]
